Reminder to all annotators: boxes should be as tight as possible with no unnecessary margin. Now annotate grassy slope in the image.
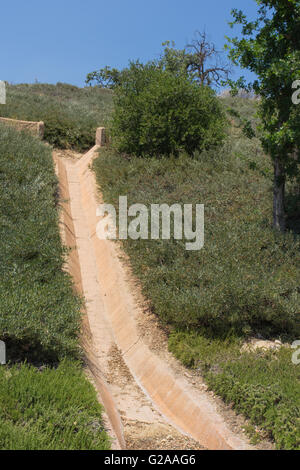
[0,123,81,361]
[0,123,110,449]
[0,83,113,151]
[0,361,110,450]
[93,97,300,449]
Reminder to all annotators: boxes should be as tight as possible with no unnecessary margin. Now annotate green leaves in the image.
[227,0,300,166]
[110,64,227,157]
[169,331,300,449]
[227,0,300,230]
[86,66,122,89]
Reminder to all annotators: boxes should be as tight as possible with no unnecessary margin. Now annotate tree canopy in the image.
[227,0,300,231]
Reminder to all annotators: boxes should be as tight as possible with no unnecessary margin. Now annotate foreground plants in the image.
[0,124,81,361]
[169,332,300,450]
[0,361,110,450]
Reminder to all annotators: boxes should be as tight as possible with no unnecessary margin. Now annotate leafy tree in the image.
[110,61,226,157]
[159,34,231,87]
[86,66,122,89]
[85,45,188,89]
[226,0,300,231]
[159,41,190,75]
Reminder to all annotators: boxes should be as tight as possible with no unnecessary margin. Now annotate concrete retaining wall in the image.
[0,117,44,138]
[0,120,106,144]
[95,127,107,146]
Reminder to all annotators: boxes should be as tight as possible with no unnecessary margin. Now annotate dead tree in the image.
[186,31,231,87]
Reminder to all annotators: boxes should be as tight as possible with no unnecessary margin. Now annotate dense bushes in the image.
[0,83,113,151]
[110,63,227,157]
[169,331,300,450]
[207,353,300,450]
[0,361,110,450]
[0,124,81,361]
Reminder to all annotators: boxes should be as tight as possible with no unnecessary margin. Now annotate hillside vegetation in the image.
[0,83,113,151]
[0,124,81,361]
[94,96,300,449]
[95,97,300,339]
[1,78,298,449]
[0,361,110,450]
[0,123,110,449]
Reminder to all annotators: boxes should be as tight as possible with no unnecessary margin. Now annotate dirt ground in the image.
[107,345,205,450]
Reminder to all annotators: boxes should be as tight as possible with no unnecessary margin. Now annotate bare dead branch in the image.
[186,31,231,87]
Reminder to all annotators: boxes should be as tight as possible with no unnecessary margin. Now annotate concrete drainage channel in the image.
[53,128,253,451]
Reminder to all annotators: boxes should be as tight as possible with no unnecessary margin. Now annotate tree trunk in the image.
[273,158,286,232]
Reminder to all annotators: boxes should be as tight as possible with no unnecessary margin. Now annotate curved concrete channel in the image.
[54,145,252,451]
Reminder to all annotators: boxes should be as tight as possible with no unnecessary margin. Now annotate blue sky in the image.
[1,0,259,87]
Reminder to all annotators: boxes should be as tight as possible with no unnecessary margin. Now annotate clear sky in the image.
[0,0,259,87]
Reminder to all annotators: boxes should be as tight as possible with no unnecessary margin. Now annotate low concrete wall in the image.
[0,117,44,138]
[95,127,107,147]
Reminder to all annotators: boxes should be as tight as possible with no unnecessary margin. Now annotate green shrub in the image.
[207,370,299,450]
[110,63,227,157]
[169,331,300,450]
[0,124,81,361]
[0,361,110,450]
